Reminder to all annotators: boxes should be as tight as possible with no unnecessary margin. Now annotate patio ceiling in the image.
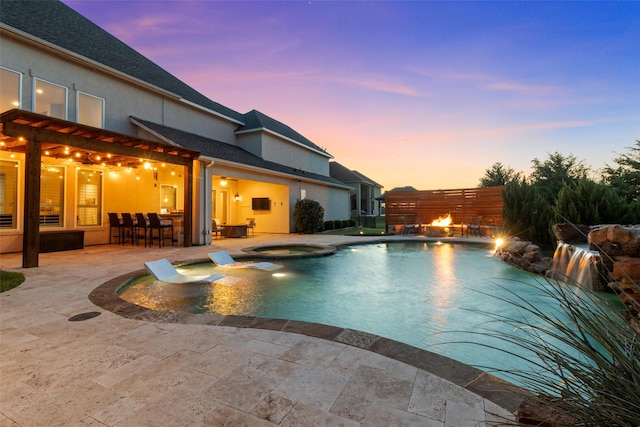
[0,109,200,167]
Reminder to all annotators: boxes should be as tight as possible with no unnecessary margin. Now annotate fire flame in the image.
[431,214,452,227]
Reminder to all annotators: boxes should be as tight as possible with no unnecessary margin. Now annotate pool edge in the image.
[89,266,530,415]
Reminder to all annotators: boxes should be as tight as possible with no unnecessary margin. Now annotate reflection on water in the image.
[429,243,456,329]
[117,242,624,386]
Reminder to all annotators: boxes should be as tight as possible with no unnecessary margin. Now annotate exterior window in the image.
[0,67,21,113]
[77,92,104,128]
[0,160,19,229]
[40,165,64,227]
[77,169,102,226]
[160,185,177,214]
[34,78,67,119]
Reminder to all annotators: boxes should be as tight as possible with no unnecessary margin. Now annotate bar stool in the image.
[147,212,173,247]
[107,212,123,244]
[135,213,150,247]
[121,213,137,246]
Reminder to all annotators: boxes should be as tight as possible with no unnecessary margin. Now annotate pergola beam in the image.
[3,121,194,166]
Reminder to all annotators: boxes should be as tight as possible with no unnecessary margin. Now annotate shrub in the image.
[349,219,356,227]
[555,179,628,225]
[341,220,350,228]
[293,199,324,234]
[333,220,342,229]
[502,180,554,246]
[323,220,334,231]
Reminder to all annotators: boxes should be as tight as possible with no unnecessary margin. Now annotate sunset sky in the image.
[62,0,639,191]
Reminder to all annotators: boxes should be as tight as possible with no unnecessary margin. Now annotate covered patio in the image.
[0,109,201,267]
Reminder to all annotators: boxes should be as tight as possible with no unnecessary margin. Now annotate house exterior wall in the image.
[261,133,330,176]
[236,133,263,158]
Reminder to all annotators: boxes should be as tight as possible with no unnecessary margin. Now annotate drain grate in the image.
[68,311,101,322]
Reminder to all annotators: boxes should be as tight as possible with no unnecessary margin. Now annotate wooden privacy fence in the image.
[385,186,505,234]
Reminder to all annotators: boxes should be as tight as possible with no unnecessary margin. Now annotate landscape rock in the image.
[497,237,552,275]
[589,224,640,258]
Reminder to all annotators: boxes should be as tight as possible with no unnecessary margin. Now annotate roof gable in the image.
[237,110,330,157]
[330,162,382,187]
[0,0,245,123]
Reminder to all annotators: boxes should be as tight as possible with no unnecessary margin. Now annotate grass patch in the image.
[0,270,25,292]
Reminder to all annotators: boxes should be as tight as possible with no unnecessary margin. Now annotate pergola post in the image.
[23,138,42,268]
[182,162,193,247]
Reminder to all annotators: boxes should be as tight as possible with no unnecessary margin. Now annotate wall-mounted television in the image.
[252,197,271,211]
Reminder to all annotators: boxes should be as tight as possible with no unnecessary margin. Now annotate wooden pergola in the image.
[0,109,201,267]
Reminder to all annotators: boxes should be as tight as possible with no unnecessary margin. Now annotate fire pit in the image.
[425,214,456,237]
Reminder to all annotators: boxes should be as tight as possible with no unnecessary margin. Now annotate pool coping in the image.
[88,239,530,414]
[241,243,337,258]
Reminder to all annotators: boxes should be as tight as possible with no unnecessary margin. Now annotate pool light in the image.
[272,273,286,278]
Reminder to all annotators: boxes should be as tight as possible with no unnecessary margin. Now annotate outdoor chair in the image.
[246,218,255,236]
[135,213,150,247]
[148,212,173,247]
[208,250,282,271]
[402,216,418,236]
[144,258,227,284]
[107,212,123,244]
[212,219,226,239]
[466,216,483,237]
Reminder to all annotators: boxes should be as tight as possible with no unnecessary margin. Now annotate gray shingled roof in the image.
[330,161,381,187]
[238,110,330,155]
[132,117,348,188]
[0,0,245,123]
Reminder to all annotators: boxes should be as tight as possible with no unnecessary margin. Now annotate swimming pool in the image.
[118,241,622,384]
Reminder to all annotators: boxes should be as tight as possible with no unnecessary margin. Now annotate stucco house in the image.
[0,0,354,265]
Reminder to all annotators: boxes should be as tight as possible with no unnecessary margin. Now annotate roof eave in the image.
[178,98,244,126]
[202,156,351,190]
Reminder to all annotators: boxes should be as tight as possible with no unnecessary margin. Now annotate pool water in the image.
[119,241,622,384]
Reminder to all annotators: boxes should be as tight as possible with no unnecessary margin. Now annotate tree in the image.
[602,140,640,203]
[555,179,627,225]
[478,162,522,187]
[530,152,590,201]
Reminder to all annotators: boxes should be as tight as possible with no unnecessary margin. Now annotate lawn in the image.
[0,270,25,292]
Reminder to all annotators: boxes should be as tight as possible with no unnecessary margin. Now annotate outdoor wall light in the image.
[233,193,241,202]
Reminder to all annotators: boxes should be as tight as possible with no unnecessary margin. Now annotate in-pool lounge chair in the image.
[208,250,283,271]
[144,258,228,284]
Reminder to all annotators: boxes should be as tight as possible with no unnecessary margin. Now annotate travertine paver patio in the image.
[0,233,520,426]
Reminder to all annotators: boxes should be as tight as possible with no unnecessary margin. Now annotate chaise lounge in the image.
[144,258,227,284]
